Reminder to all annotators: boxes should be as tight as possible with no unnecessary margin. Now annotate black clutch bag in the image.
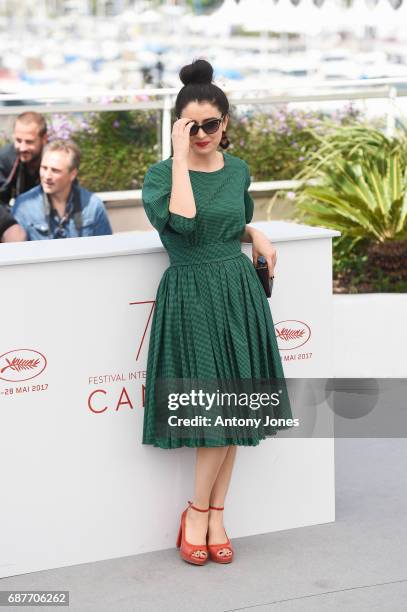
[255,255,274,298]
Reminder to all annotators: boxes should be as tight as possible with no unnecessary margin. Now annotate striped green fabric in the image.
[142,151,293,449]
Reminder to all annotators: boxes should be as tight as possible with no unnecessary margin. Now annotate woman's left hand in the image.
[251,229,277,277]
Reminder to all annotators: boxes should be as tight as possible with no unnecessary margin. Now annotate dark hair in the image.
[175,59,230,149]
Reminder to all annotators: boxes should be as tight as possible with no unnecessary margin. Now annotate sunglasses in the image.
[178,115,224,137]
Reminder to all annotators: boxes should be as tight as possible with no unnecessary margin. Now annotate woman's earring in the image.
[220,130,230,149]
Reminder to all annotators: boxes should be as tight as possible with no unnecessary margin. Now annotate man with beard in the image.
[0,111,48,209]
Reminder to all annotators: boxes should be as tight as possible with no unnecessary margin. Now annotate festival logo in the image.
[274,320,311,350]
[0,349,47,382]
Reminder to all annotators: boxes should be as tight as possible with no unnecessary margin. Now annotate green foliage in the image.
[227,103,362,181]
[294,124,407,246]
[184,0,223,11]
[72,109,159,191]
[295,122,407,182]
[1,103,365,190]
[332,235,407,293]
[292,124,407,292]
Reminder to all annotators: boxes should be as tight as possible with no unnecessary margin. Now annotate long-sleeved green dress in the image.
[141,150,293,449]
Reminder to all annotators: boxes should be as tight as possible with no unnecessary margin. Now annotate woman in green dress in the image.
[142,59,293,565]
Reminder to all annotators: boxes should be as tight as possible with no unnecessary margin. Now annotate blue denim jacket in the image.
[12,183,112,240]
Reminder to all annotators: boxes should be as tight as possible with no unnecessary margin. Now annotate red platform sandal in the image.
[207,504,234,564]
[176,500,210,565]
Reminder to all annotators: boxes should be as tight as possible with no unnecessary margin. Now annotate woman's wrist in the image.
[241,225,258,243]
[170,155,196,217]
[172,156,189,168]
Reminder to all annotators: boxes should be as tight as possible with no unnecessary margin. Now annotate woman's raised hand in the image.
[172,117,194,162]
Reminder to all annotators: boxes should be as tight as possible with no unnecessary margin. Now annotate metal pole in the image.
[162,94,172,160]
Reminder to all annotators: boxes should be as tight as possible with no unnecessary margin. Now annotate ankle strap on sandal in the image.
[188,500,210,512]
[209,505,224,511]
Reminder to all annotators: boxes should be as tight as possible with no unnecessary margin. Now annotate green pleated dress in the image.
[142,151,293,449]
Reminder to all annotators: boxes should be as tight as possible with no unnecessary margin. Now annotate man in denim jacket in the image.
[12,139,112,240]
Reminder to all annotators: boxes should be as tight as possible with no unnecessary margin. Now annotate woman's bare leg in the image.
[207,445,237,558]
[185,446,229,560]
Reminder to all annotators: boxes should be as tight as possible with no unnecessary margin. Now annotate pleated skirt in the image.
[142,248,293,448]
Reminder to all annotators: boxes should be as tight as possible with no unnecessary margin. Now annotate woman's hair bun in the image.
[179,59,213,86]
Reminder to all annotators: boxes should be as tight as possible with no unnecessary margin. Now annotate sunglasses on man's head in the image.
[178,115,224,136]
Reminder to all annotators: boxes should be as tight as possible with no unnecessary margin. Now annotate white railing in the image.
[1,77,405,196]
